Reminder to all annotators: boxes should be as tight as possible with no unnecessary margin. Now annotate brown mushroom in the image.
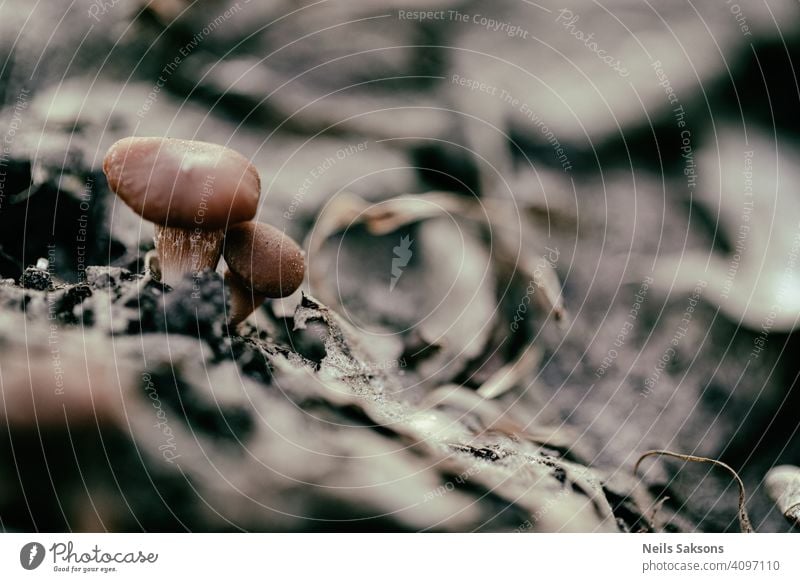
[103,137,261,286]
[223,222,305,326]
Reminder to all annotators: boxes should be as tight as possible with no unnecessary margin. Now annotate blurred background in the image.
[1,0,800,532]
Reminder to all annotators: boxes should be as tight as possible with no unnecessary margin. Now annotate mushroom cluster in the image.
[103,136,305,326]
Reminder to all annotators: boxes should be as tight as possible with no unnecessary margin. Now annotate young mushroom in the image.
[223,222,305,326]
[765,465,800,526]
[103,137,261,286]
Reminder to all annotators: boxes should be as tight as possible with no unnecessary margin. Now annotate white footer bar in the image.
[1,533,797,580]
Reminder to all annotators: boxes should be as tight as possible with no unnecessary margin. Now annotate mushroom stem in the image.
[225,269,266,326]
[154,225,224,287]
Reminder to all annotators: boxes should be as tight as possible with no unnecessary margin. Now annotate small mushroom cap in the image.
[103,137,260,229]
[224,222,305,298]
[765,465,800,522]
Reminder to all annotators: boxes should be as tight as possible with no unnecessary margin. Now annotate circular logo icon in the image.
[19,542,45,570]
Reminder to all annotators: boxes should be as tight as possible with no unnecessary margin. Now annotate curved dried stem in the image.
[634,449,753,533]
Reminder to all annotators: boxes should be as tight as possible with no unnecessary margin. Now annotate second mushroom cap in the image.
[224,222,305,298]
